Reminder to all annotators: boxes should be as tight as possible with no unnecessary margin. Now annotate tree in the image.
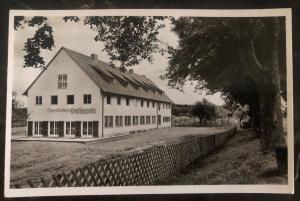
[14,16,165,70]
[171,104,193,116]
[12,91,27,122]
[234,104,250,127]
[191,99,216,126]
[164,17,286,151]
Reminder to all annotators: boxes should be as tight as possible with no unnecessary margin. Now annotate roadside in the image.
[159,129,287,185]
[10,126,233,186]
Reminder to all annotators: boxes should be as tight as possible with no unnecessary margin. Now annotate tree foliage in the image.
[165,17,286,150]
[12,91,27,122]
[15,16,165,70]
[191,99,216,126]
[172,104,193,117]
[83,16,165,70]
[15,16,55,68]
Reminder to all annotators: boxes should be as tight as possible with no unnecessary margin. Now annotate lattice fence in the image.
[14,127,237,188]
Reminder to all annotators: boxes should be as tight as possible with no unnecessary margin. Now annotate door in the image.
[27,121,33,136]
[158,115,161,126]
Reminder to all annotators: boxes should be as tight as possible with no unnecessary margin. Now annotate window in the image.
[117,97,121,105]
[163,104,165,109]
[126,97,130,106]
[147,101,149,108]
[105,116,113,127]
[152,101,155,108]
[115,116,123,127]
[83,121,93,136]
[67,95,74,104]
[36,96,42,105]
[66,122,76,136]
[125,116,131,126]
[58,74,67,89]
[163,117,171,123]
[152,116,156,124]
[133,116,139,126]
[140,116,145,125]
[84,94,92,104]
[107,96,111,104]
[34,121,41,135]
[51,96,58,105]
[158,103,161,111]
[146,116,151,124]
[141,100,144,107]
[49,121,59,136]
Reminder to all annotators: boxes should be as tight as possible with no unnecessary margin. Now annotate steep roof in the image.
[24,47,173,103]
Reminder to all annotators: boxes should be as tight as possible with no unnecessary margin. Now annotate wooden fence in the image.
[13,127,237,188]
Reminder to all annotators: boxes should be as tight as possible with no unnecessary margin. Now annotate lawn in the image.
[10,126,232,187]
[159,129,288,185]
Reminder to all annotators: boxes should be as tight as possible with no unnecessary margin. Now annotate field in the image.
[10,126,232,186]
[159,129,288,185]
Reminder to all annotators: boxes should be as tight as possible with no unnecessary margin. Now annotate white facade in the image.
[25,48,172,138]
[103,96,171,138]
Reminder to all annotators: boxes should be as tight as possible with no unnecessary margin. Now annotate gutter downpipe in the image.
[171,103,173,128]
[102,95,105,138]
[156,101,159,129]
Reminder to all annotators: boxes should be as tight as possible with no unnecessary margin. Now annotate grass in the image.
[159,129,287,185]
[172,116,200,127]
[10,126,232,187]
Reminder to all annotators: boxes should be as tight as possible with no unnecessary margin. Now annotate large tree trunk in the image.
[257,18,285,151]
[258,81,282,151]
[238,18,285,152]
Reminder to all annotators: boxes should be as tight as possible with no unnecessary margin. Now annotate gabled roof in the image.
[24,47,173,103]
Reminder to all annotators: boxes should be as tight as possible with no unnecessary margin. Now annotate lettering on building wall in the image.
[48,108,96,114]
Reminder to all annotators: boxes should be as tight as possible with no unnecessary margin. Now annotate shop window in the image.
[49,121,59,136]
[133,116,139,125]
[125,116,131,126]
[140,116,145,125]
[83,121,93,136]
[115,116,123,127]
[105,116,113,127]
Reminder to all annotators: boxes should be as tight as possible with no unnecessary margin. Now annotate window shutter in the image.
[93,121,99,138]
[27,121,33,136]
[58,121,64,137]
[75,121,81,138]
[41,121,48,137]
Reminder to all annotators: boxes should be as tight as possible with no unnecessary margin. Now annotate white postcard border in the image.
[5,8,294,197]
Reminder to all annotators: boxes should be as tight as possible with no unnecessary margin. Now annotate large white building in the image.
[23,47,173,138]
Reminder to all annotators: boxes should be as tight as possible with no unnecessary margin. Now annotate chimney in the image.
[91,54,98,61]
[129,69,134,73]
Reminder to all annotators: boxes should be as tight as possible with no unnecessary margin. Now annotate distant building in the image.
[23,47,173,138]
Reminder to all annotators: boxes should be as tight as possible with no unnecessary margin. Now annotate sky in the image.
[12,16,225,106]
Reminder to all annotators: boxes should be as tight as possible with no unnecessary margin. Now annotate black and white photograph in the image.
[5,9,293,197]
